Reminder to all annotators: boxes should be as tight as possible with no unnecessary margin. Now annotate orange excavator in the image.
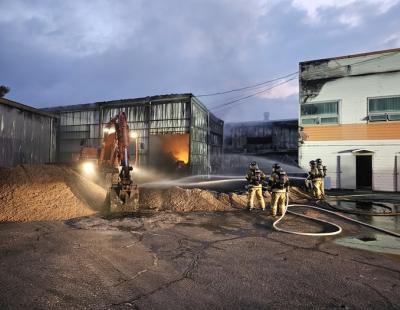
[79,112,139,212]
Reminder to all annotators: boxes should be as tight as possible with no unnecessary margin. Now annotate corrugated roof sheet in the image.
[0,97,55,118]
[44,93,194,112]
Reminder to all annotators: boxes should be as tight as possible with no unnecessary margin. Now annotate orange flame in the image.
[157,134,189,164]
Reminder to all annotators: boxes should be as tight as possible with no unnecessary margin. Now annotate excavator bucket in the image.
[107,185,139,213]
[103,173,139,213]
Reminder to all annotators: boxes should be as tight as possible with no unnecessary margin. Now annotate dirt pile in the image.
[139,187,232,212]
[0,165,106,222]
[0,164,313,221]
[139,186,312,211]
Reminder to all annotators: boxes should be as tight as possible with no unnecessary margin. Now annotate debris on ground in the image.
[68,212,186,231]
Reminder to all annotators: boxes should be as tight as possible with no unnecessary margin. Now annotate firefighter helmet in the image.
[272,163,281,170]
[249,161,259,170]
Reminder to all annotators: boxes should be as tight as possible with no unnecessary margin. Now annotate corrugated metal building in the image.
[45,93,223,175]
[299,48,400,191]
[0,98,57,167]
[221,117,299,174]
[224,118,298,156]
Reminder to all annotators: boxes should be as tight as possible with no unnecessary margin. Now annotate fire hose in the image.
[272,192,400,238]
[322,200,400,216]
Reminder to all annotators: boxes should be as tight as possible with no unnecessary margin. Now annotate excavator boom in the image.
[98,112,139,212]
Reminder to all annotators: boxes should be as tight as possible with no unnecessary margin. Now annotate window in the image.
[300,101,339,125]
[368,96,400,122]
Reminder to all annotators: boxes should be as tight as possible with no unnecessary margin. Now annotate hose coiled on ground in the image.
[272,194,400,238]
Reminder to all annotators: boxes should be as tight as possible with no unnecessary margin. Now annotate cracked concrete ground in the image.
[0,210,399,310]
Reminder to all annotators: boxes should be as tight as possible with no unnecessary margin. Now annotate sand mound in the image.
[0,165,106,222]
[139,186,312,211]
[288,187,313,203]
[139,187,232,212]
[0,164,313,221]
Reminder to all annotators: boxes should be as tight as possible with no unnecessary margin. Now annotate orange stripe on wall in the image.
[303,123,400,141]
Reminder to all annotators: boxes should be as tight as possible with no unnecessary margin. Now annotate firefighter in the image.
[245,162,267,210]
[306,160,323,199]
[268,169,290,217]
[271,163,281,177]
[316,158,327,198]
[263,163,281,197]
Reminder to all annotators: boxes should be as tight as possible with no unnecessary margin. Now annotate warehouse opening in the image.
[149,133,189,174]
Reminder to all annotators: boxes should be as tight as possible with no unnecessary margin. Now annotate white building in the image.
[298,48,400,192]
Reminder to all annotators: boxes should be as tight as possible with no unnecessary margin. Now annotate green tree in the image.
[0,85,10,98]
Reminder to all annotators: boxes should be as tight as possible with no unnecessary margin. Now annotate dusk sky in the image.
[1,0,400,122]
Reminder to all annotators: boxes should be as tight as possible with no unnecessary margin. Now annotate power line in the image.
[196,71,298,97]
[210,50,400,114]
[211,76,298,112]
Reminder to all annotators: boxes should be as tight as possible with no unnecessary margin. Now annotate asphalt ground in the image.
[1,207,399,310]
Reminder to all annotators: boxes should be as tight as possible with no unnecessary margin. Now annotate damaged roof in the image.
[44,93,195,112]
[300,47,400,65]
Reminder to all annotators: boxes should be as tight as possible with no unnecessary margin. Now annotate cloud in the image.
[383,33,400,47]
[0,0,399,123]
[0,0,143,57]
[257,79,299,100]
[291,0,400,26]
[337,13,362,28]
[0,0,272,59]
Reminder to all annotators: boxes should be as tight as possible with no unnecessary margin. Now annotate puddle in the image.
[328,200,400,234]
[329,200,396,214]
[358,236,377,242]
[335,234,400,256]
[330,199,400,255]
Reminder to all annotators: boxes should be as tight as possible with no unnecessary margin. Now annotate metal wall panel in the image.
[0,103,56,167]
[190,100,208,175]
[209,113,224,173]
[57,109,100,162]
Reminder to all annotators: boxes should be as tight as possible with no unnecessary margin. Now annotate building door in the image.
[339,155,356,189]
[356,155,372,189]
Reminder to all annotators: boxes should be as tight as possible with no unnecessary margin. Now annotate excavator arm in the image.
[99,112,139,212]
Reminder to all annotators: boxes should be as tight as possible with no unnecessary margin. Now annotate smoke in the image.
[148,134,190,174]
[217,154,305,175]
